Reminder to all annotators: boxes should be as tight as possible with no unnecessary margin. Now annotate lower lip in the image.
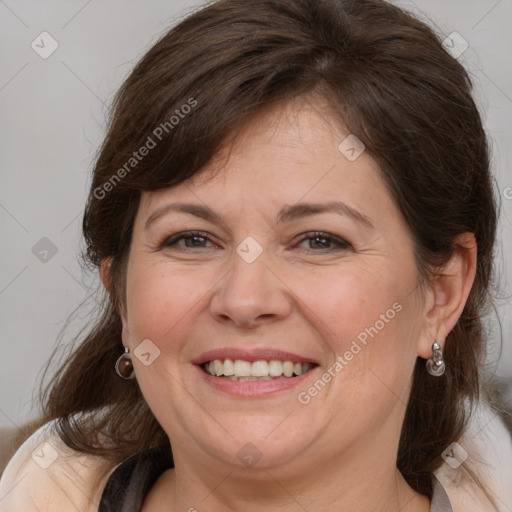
[195,365,317,398]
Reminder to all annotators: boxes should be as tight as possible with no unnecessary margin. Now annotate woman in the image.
[1,0,511,510]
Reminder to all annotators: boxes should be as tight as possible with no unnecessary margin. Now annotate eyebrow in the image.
[144,200,374,230]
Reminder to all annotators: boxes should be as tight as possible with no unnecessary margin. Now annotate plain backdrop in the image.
[0,0,511,428]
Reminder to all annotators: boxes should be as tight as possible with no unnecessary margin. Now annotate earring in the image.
[426,341,445,376]
[115,346,135,379]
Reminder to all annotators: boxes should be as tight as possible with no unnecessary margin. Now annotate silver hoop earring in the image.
[426,341,445,377]
[115,346,135,379]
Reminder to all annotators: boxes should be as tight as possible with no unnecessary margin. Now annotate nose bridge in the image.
[223,239,272,307]
[210,236,291,327]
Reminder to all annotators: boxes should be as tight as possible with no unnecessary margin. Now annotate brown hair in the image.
[38,0,497,499]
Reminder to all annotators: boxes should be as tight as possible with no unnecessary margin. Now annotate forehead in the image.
[137,96,386,218]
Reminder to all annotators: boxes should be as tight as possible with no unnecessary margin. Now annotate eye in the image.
[293,232,352,252]
[160,231,217,250]
[158,230,352,253]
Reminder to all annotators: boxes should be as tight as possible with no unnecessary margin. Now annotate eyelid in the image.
[292,231,352,251]
[158,230,352,252]
[159,230,217,248]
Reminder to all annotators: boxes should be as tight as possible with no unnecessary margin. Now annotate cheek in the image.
[296,265,409,345]
[123,261,210,349]
[298,262,421,392]
[295,272,420,428]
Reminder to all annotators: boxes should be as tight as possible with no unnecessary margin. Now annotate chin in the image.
[199,425,313,470]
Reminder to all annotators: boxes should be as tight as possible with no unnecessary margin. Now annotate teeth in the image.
[223,359,234,376]
[251,360,269,377]
[214,359,224,376]
[283,361,294,377]
[234,360,251,377]
[202,359,314,378]
[231,376,273,381]
[269,360,283,376]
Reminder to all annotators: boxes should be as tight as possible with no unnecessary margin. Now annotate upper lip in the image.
[192,348,319,366]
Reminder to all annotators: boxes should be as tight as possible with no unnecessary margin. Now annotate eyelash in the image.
[159,230,352,252]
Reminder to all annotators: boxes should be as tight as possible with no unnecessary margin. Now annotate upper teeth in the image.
[204,359,313,378]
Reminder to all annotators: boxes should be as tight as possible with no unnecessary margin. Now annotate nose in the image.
[209,246,292,329]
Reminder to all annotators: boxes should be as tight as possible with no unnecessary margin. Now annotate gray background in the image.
[0,0,511,428]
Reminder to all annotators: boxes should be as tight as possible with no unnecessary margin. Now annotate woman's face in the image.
[120,97,432,474]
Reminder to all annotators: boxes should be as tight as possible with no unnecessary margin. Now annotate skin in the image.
[101,95,477,511]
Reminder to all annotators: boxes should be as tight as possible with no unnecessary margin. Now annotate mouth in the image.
[201,359,318,381]
[192,348,320,397]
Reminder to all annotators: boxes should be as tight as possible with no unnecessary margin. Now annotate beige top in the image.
[0,401,510,511]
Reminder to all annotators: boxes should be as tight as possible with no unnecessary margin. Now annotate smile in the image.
[202,359,316,380]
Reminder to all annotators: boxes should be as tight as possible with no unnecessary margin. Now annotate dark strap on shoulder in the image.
[99,445,173,512]
[98,449,450,512]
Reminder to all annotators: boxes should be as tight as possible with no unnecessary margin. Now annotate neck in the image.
[146,438,430,512]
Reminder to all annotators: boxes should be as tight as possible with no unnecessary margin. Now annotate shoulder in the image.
[0,418,118,512]
[434,399,512,512]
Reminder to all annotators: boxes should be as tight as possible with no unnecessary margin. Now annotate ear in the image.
[100,257,130,334]
[100,258,113,296]
[417,232,477,358]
